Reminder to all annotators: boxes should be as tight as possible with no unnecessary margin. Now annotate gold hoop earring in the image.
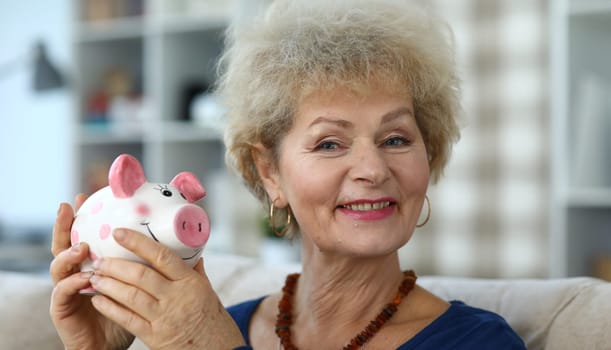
[269,200,292,237]
[416,195,430,228]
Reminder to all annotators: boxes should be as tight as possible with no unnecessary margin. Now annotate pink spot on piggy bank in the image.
[71,229,79,245]
[99,224,111,240]
[91,201,104,215]
[72,154,211,294]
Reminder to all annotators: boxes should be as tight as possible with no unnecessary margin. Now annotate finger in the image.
[113,229,192,281]
[50,243,90,285]
[89,274,159,321]
[194,258,204,274]
[90,293,151,338]
[74,193,88,211]
[50,271,95,315]
[52,203,76,257]
[92,257,169,297]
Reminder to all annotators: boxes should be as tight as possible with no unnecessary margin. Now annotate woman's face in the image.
[270,87,430,257]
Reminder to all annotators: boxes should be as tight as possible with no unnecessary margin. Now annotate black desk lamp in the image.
[0,39,65,92]
[32,41,64,91]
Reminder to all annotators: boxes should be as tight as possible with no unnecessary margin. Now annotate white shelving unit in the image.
[70,0,275,257]
[550,0,611,278]
[72,0,229,192]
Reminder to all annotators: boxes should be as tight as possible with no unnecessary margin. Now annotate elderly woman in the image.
[49,0,525,349]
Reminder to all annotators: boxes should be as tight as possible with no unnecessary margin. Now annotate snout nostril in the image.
[175,204,210,248]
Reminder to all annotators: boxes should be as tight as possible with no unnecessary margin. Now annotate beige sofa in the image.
[1,253,610,350]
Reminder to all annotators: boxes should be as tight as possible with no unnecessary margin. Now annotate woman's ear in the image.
[252,143,285,205]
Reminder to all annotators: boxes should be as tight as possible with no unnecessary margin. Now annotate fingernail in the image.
[91,295,103,307]
[71,243,82,254]
[114,229,127,241]
[57,203,63,216]
[80,271,94,279]
[92,258,103,270]
[89,275,100,285]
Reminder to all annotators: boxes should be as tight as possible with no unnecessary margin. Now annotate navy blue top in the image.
[227,297,526,349]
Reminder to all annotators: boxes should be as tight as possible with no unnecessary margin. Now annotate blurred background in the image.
[0,0,609,280]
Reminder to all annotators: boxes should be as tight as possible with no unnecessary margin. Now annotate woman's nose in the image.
[349,143,390,185]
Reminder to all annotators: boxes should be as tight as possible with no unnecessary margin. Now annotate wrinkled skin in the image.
[50,195,245,350]
[50,194,134,350]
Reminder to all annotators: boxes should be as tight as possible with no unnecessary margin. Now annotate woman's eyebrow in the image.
[381,107,414,124]
[307,106,413,129]
[308,116,353,129]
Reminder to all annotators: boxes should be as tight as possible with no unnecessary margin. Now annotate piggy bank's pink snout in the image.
[174,205,210,248]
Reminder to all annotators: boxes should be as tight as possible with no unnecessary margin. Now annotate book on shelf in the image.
[82,0,144,22]
[571,73,611,188]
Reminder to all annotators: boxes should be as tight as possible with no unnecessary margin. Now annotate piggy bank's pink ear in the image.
[108,154,146,198]
[170,172,206,203]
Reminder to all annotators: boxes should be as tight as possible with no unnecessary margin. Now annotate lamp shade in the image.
[32,41,64,92]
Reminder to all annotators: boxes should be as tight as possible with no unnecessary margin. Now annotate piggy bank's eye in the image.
[154,185,173,197]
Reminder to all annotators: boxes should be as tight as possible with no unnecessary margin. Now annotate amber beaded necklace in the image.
[275,270,417,350]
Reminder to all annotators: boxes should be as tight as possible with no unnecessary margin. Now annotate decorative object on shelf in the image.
[594,255,611,282]
[71,154,211,294]
[190,92,227,131]
[204,170,265,257]
[258,215,299,265]
[106,67,133,97]
[108,69,144,130]
[86,160,112,194]
[180,80,210,121]
[83,0,113,21]
[85,66,144,128]
[0,39,65,93]
[85,89,109,123]
[108,94,145,131]
[82,0,144,22]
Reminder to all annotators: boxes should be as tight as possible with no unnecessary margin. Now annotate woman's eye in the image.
[383,136,410,147]
[315,140,340,151]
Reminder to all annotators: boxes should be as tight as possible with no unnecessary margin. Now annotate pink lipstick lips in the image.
[337,198,396,220]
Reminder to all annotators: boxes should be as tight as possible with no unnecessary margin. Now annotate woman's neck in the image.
[293,242,405,337]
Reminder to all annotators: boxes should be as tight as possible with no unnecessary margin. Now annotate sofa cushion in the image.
[2,254,610,350]
[205,253,300,306]
[0,271,63,350]
[417,276,608,350]
[544,279,611,350]
[203,255,611,350]
[201,256,611,350]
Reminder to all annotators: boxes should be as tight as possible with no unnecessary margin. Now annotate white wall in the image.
[0,0,72,234]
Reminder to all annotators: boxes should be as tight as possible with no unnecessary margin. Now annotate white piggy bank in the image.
[71,154,210,293]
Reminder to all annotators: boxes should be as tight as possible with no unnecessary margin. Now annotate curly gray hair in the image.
[216,0,462,236]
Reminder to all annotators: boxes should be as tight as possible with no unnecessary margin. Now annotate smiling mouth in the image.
[141,222,202,261]
[338,201,393,211]
[142,222,160,242]
[182,249,202,260]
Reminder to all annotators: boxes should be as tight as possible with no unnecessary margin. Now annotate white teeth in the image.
[344,201,390,211]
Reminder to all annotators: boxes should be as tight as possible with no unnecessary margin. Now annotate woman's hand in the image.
[49,195,134,350]
[86,228,246,350]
